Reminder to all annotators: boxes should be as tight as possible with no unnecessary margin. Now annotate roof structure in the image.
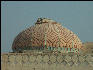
[12,18,82,52]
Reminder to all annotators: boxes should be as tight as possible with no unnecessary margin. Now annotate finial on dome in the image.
[35,18,56,25]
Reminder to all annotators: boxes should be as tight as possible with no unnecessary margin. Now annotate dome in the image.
[12,18,82,52]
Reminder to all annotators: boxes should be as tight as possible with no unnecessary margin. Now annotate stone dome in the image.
[12,18,82,52]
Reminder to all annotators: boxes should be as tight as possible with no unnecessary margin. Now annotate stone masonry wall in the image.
[1,53,93,70]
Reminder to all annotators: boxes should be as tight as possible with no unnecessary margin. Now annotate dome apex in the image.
[35,18,56,25]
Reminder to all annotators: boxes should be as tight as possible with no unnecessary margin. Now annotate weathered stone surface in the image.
[1,53,93,70]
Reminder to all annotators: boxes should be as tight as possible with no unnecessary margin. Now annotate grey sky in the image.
[1,1,93,53]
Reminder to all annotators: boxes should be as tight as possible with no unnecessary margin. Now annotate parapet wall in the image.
[1,53,93,70]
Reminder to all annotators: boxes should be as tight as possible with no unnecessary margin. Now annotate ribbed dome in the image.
[12,18,82,52]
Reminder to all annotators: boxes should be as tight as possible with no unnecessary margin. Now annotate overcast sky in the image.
[1,1,93,53]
